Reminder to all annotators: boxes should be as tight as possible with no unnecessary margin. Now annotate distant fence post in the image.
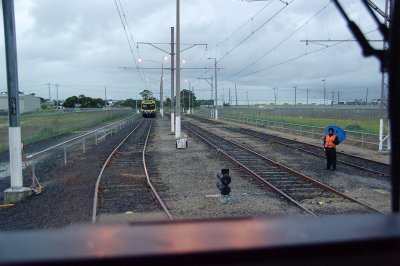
[64,143,67,165]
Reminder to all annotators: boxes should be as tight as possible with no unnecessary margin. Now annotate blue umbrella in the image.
[324,125,346,142]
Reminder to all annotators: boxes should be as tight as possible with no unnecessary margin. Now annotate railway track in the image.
[92,119,172,223]
[190,116,390,177]
[183,121,382,216]
[228,127,391,177]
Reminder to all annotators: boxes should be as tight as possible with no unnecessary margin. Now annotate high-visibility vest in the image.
[324,135,337,148]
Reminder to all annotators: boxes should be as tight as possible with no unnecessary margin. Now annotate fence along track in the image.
[92,119,172,223]
[183,121,382,216]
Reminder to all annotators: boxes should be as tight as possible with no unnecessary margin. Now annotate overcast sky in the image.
[0,0,387,104]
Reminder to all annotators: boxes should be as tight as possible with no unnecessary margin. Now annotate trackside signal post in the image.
[2,0,31,203]
[216,169,231,204]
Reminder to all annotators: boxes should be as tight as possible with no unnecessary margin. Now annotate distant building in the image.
[0,93,41,113]
[107,99,117,106]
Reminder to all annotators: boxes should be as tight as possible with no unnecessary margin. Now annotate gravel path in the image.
[147,117,306,219]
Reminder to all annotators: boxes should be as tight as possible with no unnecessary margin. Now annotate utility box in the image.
[176,137,188,149]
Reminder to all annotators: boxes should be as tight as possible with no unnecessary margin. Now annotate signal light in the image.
[217,169,231,197]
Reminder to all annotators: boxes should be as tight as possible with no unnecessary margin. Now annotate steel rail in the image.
[142,122,174,220]
[184,122,316,216]
[230,127,390,177]
[221,127,384,213]
[92,119,144,223]
[92,119,173,223]
[191,114,390,176]
[184,121,383,215]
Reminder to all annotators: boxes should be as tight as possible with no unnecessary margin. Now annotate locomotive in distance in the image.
[141,100,156,118]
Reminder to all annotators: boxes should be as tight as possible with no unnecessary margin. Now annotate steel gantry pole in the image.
[379,0,391,152]
[2,0,31,203]
[188,81,191,114]
[235,83,238,106]
[170,27,175,132]
[160,58,164,118]
[175,0,181,138]
[191,85,194,114]
[388,0,399,212]
[214,58,218,120]
[208,57,218,120]
[322,79,326,105]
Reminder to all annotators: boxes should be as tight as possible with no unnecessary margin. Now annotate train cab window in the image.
[142,103,156,110]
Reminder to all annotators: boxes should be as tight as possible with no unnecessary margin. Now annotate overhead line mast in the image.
[328,0,392,152]
[2,0,31,203]
[134,38,207,135]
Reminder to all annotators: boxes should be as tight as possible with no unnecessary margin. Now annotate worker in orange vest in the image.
[323,128,340,171]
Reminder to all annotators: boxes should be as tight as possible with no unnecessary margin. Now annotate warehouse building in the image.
[0,93,41,114]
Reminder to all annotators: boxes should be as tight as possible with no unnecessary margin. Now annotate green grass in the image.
[258,115,380,135]
[195,107,385,149]
[218,108,381,135]
[0,108,133,152]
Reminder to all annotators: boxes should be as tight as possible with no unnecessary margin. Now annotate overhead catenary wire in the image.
[231,29,379,81]
[222,1,333,82]
[198,0,293,82]
[114,0,149,90]
[217,0,294,64]
[118,0,140,57]
[214,0,274,48]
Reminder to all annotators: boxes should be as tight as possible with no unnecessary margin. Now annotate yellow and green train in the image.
[141,100,156,118]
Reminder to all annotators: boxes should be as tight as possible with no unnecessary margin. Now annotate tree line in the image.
[62,89,200,109]
[62,94,106,108]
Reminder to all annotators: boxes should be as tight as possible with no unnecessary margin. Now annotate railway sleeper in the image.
[277,184,316,189]
[291,193,332,200]
[262,176,297,180]
[257,171,288,174]
[283,186,322,191]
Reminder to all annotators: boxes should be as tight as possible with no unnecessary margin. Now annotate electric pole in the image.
[160,59,164,118]
[47,83,51,103]
[208,57,218,120]
[171,27,175,131]
[188,81,191,114]
[175,0,181,138]
[322,79,326,105]
[2,0,30,203]
[104,86,107,108]
[197,76,213,116]
[235,83,238,106]
[56,84,59,108]
[192,85,194,114]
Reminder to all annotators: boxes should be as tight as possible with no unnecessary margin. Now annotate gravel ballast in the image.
[0,114,391,231]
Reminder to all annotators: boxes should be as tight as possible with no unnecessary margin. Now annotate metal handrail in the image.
[26,116,134,160]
